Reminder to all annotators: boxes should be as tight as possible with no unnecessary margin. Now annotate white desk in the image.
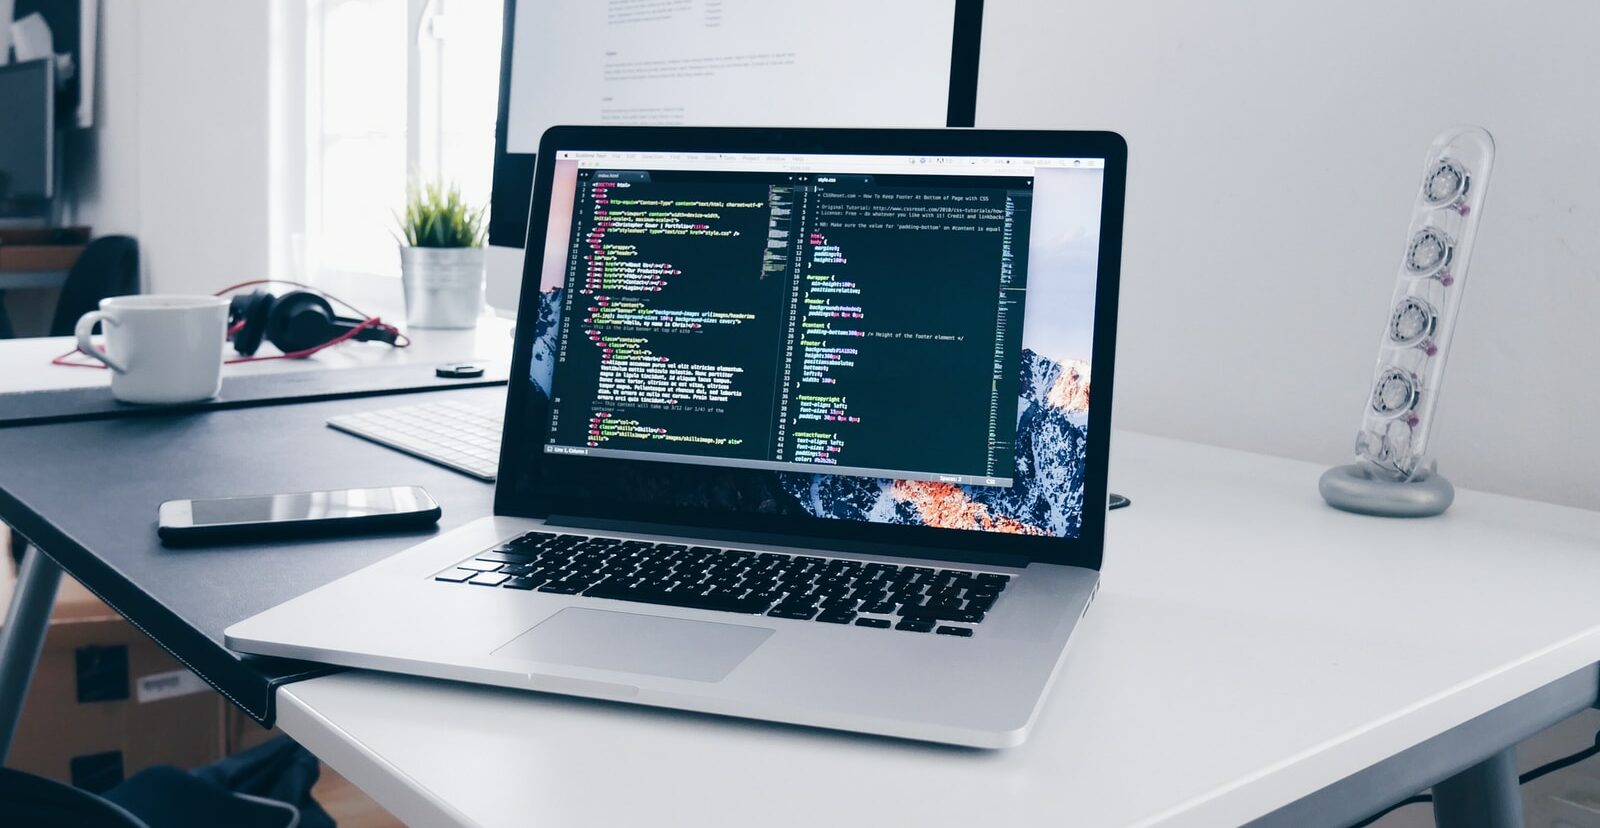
[268,433,1600,827]
[0,316,516,396]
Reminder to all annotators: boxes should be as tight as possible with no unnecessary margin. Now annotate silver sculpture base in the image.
[1319,463,1454,518]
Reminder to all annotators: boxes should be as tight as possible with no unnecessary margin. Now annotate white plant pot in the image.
[399,246,485,329]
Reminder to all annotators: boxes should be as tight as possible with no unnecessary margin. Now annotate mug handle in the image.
[74,310,127,373]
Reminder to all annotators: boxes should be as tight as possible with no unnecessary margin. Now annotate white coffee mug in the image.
[74,295,230,404]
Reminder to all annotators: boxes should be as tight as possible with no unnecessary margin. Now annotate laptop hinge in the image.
[543,514,1033,569]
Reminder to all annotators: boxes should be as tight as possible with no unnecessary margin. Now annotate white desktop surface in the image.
[274,433,1600,827]
[0,316,516,395]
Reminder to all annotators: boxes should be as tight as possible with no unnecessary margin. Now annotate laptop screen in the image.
[507,133,1117,558]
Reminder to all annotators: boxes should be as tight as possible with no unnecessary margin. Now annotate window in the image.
[305,0,502,280]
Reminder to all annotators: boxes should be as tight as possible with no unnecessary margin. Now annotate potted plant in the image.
[395,180,488,329]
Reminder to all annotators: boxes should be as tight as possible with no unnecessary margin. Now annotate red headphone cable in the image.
[53,280,411,368]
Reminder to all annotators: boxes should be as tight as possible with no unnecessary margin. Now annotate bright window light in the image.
[309,0,502,279]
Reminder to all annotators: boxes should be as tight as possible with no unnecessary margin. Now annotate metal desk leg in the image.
[0,545,62,764]
[1432,747,1524,828]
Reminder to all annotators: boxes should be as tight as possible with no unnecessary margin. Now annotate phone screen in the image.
[187,487,431,526]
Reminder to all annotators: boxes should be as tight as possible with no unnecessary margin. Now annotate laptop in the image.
[226,126,1126,748]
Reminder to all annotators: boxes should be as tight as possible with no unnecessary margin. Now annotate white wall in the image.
[61,1,1600,512]
[67,0,280,295]
[979,0,1600,510]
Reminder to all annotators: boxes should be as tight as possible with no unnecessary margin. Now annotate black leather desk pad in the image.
[0,362,509,428]
[0,385,505,724]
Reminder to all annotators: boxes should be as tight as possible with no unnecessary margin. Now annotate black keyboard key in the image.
[976,573,1010,590]
[434,569,476,583]
[854,618,891,629]
[468,572,511,587]
[964,593,999,612]
[899,604,986,624]
[783,591,823,607]
[895,617,936,633]
[817,610,856,624]
[502,577,542,590]
[584,582,773,615]
[936,626,974,637]
[768,605,817,620]
[859,601,898,615]
[538,580,586,595]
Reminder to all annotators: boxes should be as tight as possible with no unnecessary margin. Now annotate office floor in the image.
[313,763,402,828]
[1370,708,1600,827]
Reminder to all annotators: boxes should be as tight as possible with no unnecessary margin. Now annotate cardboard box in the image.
[1,557,227,793]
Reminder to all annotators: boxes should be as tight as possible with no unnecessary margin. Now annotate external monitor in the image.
[0,58,54,206]
[484,0,986,315]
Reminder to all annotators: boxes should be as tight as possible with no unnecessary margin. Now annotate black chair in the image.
[47,234,141,337]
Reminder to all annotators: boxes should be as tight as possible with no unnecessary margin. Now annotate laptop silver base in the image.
[227,516,1097,748]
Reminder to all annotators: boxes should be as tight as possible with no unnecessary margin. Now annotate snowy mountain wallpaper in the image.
[525,161,1104,539]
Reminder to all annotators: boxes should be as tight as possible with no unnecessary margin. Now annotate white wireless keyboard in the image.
[327,399,503,481]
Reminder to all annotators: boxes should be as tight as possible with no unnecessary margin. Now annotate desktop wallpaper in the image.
[526,160,1103,539]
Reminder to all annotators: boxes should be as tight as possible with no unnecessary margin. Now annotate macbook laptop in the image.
[227,126,1126,748]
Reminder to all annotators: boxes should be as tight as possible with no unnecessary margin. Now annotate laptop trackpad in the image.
[491,608,774,682]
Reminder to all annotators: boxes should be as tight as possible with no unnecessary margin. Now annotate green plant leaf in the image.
[396,178,488,248]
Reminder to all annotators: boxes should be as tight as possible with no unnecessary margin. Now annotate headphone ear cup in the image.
[227,291,275,356]
[265,291,341,353]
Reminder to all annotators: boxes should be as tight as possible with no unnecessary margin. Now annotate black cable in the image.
[1519,726,1600,785]
[1347,726,1600,827]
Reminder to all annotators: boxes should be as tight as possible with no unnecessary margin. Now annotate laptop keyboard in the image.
[434,531,1011,636]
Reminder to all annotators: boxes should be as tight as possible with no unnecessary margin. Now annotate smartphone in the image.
[158,485,441,545]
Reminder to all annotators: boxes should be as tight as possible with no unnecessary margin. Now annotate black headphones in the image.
[227,290,400,356]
